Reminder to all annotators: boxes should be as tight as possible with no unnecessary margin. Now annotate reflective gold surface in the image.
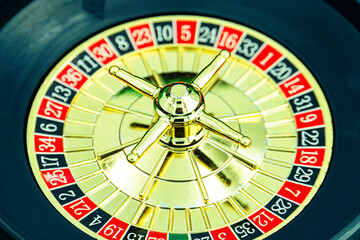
[88,46,271,212]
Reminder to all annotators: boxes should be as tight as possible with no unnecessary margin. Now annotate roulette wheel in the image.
[0,0,359,239]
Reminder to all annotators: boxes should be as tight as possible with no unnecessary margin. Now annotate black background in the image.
[3,0,359,31]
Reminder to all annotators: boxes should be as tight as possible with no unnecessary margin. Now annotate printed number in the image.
[259,52,274,66]
[126,233,146,240]
[51,85,72,103]
[148,237,165,240]
[218,31,238,49]
[270,198,292,215]
[89,215,102,226]
[294,167,313,183]
[300,113,317,123]
[234,222,256,238]
[293,95,313,112]
[38,137,56,152]
[301,130,320,146]
[44,101,63,119]
[155,25,173,42]
[253,211,274,227]
[237,38,259,58]
[46,170,67,186]
[283,77,305,95]
[198,26,217,44]
[115,35,130,51]
[69,199,91,215]
[269,62,292,81]
[58,190,76,201]
[217,232,227,240]
[193,237,210,240]
[180,25,192,41]
[300,150,319,164]
[285,187,301,197]
[76,55,98,73]
[40,156,60,168]
[61,68,83,87]
[39,123,57,133]
[132,28,152,46]
[103,224,124,239]
[92,43,114,61]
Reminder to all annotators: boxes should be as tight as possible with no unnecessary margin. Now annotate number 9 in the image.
[300,113,317,123]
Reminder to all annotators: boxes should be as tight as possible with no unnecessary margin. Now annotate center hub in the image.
[156,82,203,118]
[154,82,206,149]
[169,84,189,99]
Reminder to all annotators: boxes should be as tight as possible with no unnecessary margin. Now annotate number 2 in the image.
[59,190,76,201]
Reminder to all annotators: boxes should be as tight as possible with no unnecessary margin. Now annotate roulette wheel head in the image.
[0,1,359,239]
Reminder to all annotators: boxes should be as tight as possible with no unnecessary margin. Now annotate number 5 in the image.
[181,25,191,41]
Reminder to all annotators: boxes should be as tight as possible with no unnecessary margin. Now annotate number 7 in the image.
[285,188,300,197]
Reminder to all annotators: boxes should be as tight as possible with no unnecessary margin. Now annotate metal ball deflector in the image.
[109,49,252,164]
[155,82,205,148]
